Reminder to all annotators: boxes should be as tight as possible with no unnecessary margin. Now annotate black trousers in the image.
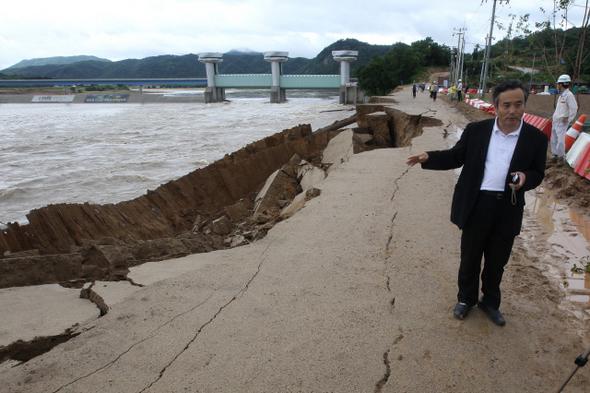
[458,191,517,310]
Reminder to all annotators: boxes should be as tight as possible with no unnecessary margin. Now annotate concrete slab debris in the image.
[0,284,99,347]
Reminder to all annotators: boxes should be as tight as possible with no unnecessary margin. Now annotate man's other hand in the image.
[406,152,429,166]
[510,171,526,190]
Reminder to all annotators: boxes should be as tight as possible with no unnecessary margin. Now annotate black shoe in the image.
[478,302,506,326]
[453,302,471,320]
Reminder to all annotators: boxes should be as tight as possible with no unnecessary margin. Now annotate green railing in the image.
[280,75,340,89]
[215,74,272,88]
[214,74,340,89]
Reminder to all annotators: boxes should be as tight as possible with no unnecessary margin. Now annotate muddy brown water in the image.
[525,188,590,317]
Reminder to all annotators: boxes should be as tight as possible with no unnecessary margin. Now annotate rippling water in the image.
[0,90,348,223]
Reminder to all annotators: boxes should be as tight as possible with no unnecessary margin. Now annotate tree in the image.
[358,43,421,96]
[410,37,450,67]
[357,39,451,95]
[357,56,395,96]
[573,0,590,81]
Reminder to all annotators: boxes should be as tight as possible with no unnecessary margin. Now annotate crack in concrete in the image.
[384,211,398,297]
[80,281,109,316]
[373,334,404,392]
[376,162,412,391]
[126,277,145,287]
[390,167,410,202]
[385,212,398,253]
[384,162,412,291]
[418,109,437,116]
[0,329,81,366]
[138,243,272,393]
[374,349,391,393]
[50,292,216,393]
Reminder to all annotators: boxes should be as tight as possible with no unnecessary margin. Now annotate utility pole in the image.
[453,27,466,85]
[529,54,536,90]
[479,0,509,98]
[449,48,457,85]
[449,48,455,84]
[458,30,466,82]
[479,35,488,90]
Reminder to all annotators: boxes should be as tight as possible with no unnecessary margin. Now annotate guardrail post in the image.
[332,50,358,104]
[264,52,288,103]
[198,53,225,103]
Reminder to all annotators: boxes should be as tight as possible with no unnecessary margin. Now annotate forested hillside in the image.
[0,39,390,79]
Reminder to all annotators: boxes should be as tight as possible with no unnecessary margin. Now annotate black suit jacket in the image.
[422,118,548,235]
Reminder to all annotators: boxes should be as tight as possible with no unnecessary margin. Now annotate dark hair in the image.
[492,80,529,107]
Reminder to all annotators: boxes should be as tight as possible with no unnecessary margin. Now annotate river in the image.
[0,90,348,224]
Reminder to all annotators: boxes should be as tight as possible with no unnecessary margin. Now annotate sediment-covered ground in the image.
[0,86,588,392]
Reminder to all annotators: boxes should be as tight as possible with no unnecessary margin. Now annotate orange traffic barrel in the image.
[565,114,587,152]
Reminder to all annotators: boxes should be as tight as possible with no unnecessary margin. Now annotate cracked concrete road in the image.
[2,88,588,392]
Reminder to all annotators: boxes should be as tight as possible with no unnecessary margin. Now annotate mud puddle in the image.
[524,187,590,318]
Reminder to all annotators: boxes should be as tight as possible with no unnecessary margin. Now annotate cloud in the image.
[1,0,587,70]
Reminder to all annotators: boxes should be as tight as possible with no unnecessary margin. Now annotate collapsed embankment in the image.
[0,105,438,289]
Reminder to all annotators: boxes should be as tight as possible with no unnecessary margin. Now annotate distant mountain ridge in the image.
[5,55,111,70]
[1,39,391,78]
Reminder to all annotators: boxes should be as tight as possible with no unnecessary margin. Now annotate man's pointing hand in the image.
[406,152,429,166]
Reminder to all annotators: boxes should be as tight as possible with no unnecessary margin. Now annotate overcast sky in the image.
[1,0,588,70]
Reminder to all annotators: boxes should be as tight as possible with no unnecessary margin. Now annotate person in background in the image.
[551,74,578,162]
[412,83,417,99]
[449,84,457,102]
[406,80,547,327]
[430,81,438,101]
[457,79,463,103]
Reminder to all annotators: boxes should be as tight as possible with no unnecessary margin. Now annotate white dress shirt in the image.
[480,118,522,191]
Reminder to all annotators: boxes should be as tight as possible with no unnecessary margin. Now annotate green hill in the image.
[462,26,590,86]
[5,55,111,70]
[295,38,391,75]
[0,39,391,79]
[4,24,590,86]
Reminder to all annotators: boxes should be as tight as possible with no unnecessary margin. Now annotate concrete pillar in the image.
[340,61,351,86]
[198,52,225,103]
[264,51,288,103]
[332,50,358,104]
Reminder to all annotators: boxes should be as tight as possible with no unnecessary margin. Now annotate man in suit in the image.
[406,80,548,326]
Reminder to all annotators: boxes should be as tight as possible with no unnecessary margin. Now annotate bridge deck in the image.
[215,74,340,89]
[0,75,341,89]
[0,78,208,88]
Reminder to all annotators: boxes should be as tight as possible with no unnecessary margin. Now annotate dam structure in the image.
[0,50,360,104]
[199,50,359,104]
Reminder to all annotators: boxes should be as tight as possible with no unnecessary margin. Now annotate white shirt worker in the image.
[551,88,578,157]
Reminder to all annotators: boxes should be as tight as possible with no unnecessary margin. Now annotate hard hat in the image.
[557,74,571,83]
[458,79,462,82]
